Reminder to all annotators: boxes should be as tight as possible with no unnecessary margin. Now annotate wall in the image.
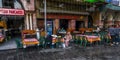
[20,0,36,30]
[91,11,101,26]
[20,0,35,11]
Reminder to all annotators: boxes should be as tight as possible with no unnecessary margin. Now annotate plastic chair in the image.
[15,39,23,49]
[39,36,45,48]
[44,35,52,48]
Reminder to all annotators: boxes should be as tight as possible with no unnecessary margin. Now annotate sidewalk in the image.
[0,37,20,50]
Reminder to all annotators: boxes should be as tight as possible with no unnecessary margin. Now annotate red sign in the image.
[0,8,24,15]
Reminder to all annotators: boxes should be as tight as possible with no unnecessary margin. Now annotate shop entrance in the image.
[59,19,68,31]
[6,16,24,37]
[76,21,85,31]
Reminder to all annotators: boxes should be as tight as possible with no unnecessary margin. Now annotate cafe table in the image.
[85,35,101,43]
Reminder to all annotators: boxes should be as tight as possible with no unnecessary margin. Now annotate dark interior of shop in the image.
[76,21,85,31]
[60,19,68,30]
[4,16,24,37]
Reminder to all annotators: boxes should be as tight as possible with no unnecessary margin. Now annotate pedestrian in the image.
[63,32,72,47]
[36,28,40,40]
[96,26,100,32]
[114,24,120,45]
[40,28,46,37]
[108,25,116,46]
[61,38,66,48]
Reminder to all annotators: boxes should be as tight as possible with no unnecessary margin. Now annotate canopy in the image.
[106,4,120,10]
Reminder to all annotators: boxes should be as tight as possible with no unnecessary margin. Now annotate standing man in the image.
[108,25,116,46]
[114,24,120,45]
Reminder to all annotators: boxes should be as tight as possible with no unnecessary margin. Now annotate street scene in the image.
[0,0,120,60]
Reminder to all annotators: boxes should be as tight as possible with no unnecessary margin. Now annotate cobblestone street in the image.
[0,44,120,60]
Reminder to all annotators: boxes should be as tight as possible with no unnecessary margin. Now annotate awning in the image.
[39,8,89,15]
[105,4,120,11]
[0,15,24,20]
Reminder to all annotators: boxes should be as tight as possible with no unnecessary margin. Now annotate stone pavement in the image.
[0,37,20,50]
[0,44,120,60]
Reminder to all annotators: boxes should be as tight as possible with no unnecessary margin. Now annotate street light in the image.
[44,0,47,34]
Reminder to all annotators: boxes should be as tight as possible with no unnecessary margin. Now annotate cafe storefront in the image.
[0,8,25,36]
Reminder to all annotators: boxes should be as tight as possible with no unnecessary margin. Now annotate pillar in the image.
[30,13,33,30]
[68,20,75,32]
[53,19,59,34]
[26,13,29,30]
[114,13,120,25]
[33,13,37,30]
[106,13,113,26]
[54,19,59,29]
[85,18,88,28]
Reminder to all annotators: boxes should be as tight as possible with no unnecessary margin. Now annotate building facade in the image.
[0,0,25,36]
[100,2,120,28]
[20,0,37,30]
[36,0,98,35]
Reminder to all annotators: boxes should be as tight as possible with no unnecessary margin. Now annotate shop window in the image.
[2,0,14,8]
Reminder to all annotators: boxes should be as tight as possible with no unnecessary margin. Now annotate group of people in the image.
[36,27,73,48]
[36,24,120,48]
[108,25,120,45]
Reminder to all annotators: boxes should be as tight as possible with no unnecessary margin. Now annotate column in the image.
[26,13,29,30]
[106,13,113,26]
[30,13,33,30]
[69,20,75,31]
[53,19,59,34]
[33,13,37,30]
[85,17,88,28]
[54,19,59,29]
[114,13,120,25]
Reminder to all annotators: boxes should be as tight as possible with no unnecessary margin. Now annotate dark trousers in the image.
[111,35,116,43]
[115,34,119,42]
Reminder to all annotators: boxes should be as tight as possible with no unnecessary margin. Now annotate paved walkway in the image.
[0,44,120,60]
[0,37,20,50]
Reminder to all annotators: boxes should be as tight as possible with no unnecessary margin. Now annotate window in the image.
[2,0,14,8]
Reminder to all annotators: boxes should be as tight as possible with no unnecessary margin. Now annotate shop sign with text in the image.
[0,8,24,15]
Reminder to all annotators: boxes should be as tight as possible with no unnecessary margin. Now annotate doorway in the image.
[76,21,85,31]
[6,16,24,37]
[59,19,68,30]
[88,15,93,28]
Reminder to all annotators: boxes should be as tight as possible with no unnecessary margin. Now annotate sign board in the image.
[0,8,24,15]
